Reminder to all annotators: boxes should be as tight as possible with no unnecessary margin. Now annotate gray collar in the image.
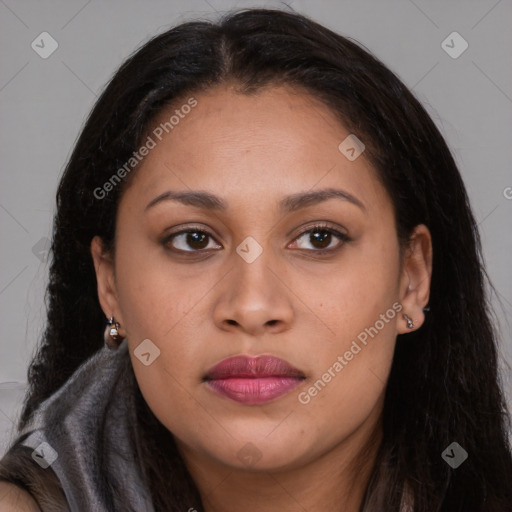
[20,341,155,512]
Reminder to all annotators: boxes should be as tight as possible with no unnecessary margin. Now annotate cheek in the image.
[291,232,401,349]
[291,235,400,424]
[113,246,213,418]
[113,238,215,341]
[299,319,397,412]
[289,311,397,465]
[131,356,215,460]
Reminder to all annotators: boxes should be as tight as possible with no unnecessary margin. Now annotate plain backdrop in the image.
[1,0,511,453]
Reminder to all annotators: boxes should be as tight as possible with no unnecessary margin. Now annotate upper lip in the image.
[204,355,305,380]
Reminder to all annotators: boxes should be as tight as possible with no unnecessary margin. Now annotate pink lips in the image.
[204,355,305,405]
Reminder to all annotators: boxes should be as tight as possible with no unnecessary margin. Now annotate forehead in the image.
[121,84,388,214]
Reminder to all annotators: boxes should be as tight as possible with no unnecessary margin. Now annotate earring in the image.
[402,314,414,329]
[105,316,123,350]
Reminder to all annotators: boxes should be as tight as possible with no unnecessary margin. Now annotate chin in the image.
[208,432,315,472]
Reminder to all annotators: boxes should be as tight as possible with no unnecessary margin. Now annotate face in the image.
[92,84,431,475]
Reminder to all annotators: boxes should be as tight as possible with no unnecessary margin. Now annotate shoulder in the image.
[0,481,40,511]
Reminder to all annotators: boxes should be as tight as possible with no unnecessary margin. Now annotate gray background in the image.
[1,0,511,453]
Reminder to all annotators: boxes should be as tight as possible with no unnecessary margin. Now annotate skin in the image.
[91,84,432,512]
[0,481,40,511]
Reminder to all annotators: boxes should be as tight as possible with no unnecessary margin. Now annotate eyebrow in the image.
[144,187,365,213]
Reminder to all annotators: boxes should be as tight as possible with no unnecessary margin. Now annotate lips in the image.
[204,355,305,405]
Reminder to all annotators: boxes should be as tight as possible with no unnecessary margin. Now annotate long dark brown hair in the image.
[1,7,511,511]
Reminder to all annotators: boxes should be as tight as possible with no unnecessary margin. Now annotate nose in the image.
[212,248,294,336]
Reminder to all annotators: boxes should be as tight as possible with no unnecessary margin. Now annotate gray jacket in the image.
[7,340,154,511]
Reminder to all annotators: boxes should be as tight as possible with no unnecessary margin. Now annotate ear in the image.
[90,236,125,336]
[396,224,432,334]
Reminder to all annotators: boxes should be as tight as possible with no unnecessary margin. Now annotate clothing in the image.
[12,340,154,511]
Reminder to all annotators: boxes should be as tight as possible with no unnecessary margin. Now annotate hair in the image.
[1,7,511,511]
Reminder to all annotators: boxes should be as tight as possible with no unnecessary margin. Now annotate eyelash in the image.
[162,222,350,256]
[293,223,350,254]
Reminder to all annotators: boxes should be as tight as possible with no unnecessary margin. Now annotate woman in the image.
[1,7,511,512]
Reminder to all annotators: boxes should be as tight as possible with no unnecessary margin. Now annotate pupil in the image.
[311,230,330,249]
[187,232,208,249]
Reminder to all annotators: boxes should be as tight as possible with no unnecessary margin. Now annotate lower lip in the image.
[205,377,303,405]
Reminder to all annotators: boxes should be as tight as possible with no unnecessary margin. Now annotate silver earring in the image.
[402,314,414,329]
[105,316,122,350]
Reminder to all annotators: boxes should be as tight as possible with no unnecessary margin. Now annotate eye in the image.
[163,227,221,252]
[289,223,350,253]
[162,223,350,255]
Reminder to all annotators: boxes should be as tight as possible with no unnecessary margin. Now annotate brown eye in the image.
[308,230,332,249]
[164,229,221,252]
[291,225,349,252]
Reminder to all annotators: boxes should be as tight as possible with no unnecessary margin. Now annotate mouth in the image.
[203,355,305,405]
